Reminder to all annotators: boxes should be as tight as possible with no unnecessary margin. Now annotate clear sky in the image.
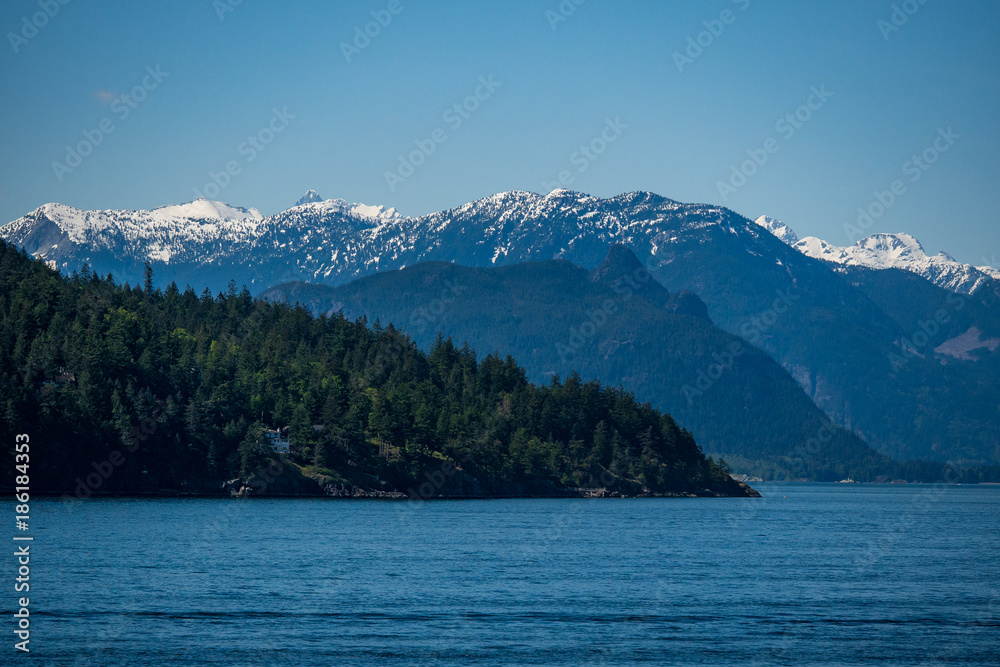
[1,0,998,266]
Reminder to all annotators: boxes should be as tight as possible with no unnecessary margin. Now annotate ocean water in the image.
[16,484,1000,666]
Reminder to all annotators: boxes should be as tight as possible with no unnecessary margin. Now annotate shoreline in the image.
[29,487,761,501]
[25,480,1000,502]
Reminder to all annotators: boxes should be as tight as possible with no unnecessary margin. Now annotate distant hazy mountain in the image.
[753,215,1000,295]
[262,246,897,480]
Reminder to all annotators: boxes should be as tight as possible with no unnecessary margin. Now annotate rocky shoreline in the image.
[37,480,760,500]
[29,461,760,501]
[218,465,761,500]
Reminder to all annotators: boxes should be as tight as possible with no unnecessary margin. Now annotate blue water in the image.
[12,484,1000,665]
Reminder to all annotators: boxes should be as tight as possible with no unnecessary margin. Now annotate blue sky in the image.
[1,0,998,265]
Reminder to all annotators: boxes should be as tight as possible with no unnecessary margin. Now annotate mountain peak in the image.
[590,243,646,283]
[754,215,799,245]
[856,232,925,257]
[794,230,994,295]
[150,199,263,222]
[295,190,324,207]
[588,244,713,320]
[544,188,590,201]
[285,195,401,222]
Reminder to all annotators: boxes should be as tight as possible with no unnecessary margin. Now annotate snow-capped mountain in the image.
[754,215,999,295]
[6,189,993,299]
[0,193,406,286]
[0,189,788,291]
[0,199,267,271]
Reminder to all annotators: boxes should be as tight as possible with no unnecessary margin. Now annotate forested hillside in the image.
[0,240,752,497]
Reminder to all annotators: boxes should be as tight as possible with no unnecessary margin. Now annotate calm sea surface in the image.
[16,484,1000,666]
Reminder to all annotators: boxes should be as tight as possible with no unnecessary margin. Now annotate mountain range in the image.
[4,191,995,298]
[3,190,998,468]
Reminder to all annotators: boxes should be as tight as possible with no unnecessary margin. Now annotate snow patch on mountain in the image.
[753,216,799,245]
[151,198,263,222]
[289,194,400,222]
[977,263,1000,281]
[1,199,270,270]
[35,203,102,243]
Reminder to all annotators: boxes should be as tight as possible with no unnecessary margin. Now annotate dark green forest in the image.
[0,240,752,498]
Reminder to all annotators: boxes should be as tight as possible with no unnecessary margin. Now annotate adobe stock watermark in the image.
[51,65,170,183]
[716,85,833,203]
[740,287,801,345]
[405,452,471,500]
[541,117,627,192]
[681,287,800,404]
[722,419,837,533]
[213,0,243,21]
[408,280,466,334]
[843,126,959,243]
[877,0,930,41]
[680,341,747,405]
[853,461,963,577]
[193,107,295,200]
[555,258,649,363]
[60,400,168,503]
[7,0,71,54]
[545,0,586,31]
[390,451,474,524]
[341,0,404,63]
[776,421,837,481]
[383,75,502,192]
[197,455,292,546]
[673,0,750,73]
[721,419,837,539]
[887,292,965,371]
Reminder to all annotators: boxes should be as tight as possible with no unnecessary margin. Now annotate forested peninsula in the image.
[0,241,756,499]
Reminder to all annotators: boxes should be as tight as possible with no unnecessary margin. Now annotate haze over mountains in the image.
[260,245,898,481]
[3,190,998,471]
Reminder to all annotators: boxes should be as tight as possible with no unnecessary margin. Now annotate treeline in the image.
[0,240,747,497]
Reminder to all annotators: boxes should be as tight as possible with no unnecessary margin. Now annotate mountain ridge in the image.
[6,191,992,295]
[0,189,757,290]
